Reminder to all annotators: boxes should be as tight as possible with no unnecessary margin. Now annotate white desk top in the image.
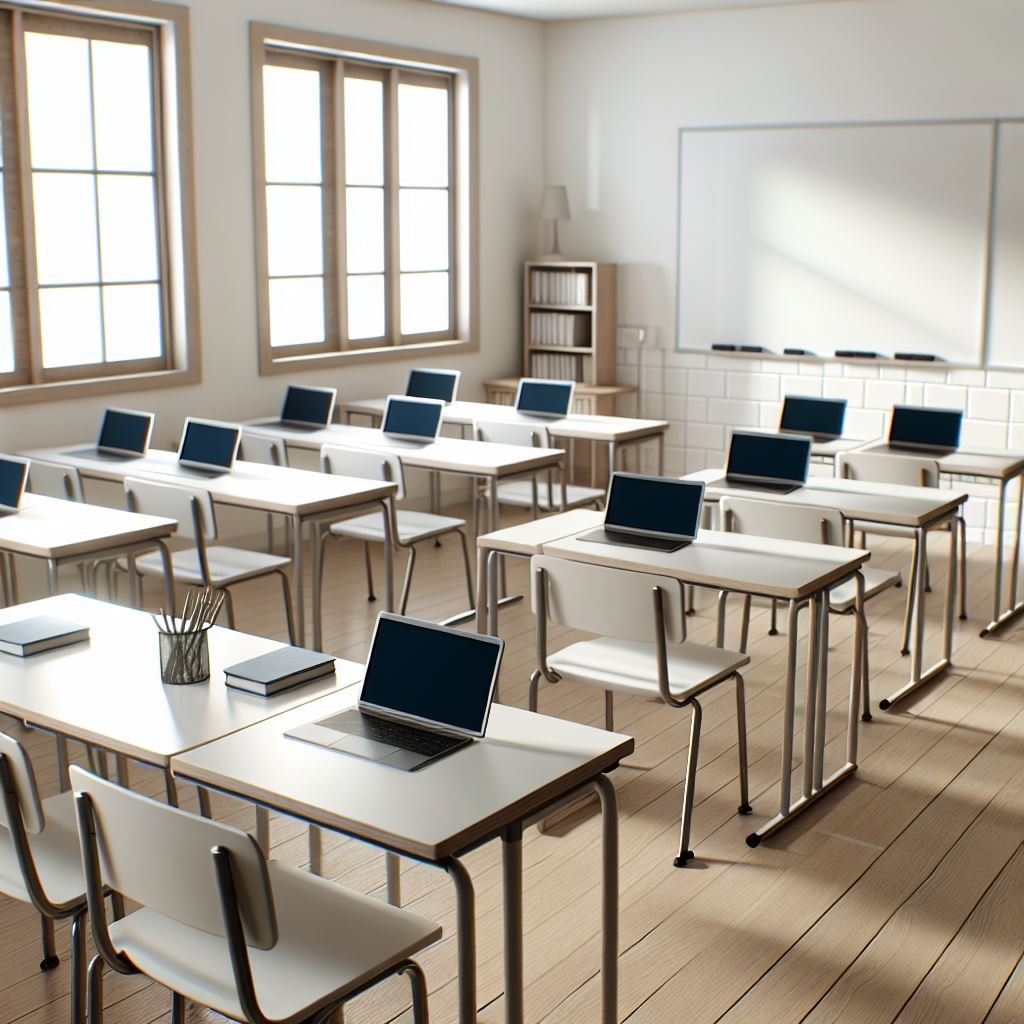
[478,507,603,557]
[245,422,564,479]
[0,595,360,765]
[171,687,632,861]
[0,494,175,559]
[691,470,967,529]
[340,397,669,443]
[811,438,864,458]
[20,447,396,516]
[855,441,1024,480]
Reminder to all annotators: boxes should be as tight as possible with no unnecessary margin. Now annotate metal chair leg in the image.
[71,910,87,1024]
[740,594,752,653]
[958,514,968,620]
[363,542,376,602]
[901,539,919,656]
[171,991,185,1024]
[220,587,236,629]
[769,598,779,636]
[401,960,431,1024]
[674,698,703,867]
[39,914,59,971]
[529,670,542,712]
[86,954,103,1024]
[735,675,751,814]
[456,530,475,611]
[276,570,297,644]
[399,546,417,616]
[860,610,872,721]
[604,690,614,731]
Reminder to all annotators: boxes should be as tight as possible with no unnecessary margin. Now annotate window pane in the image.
[263,65,322,184]
[346,187,385,274]
[400,272,449,335]
[398,83,448,187]
[399,189,449,272]
[0,292,12,374]
[266,185,324,277]
[98,175,159,282]
[0,172,8,289]
[33,173,99,285]
[347,274,385,339]
[344,77,383,186]
[25,33,94,170]
[269,276,324,347]
[39,286,102,367]
[92,40,153,173]
[103,283,161,361]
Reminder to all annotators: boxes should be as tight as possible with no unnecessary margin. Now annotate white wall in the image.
[0,0,544,456]
[545,0,1024,541]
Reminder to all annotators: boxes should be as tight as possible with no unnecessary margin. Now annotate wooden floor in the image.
[2,509,1023,1024]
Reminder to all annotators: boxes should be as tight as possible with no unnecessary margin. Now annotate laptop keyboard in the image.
[321,708,462,757]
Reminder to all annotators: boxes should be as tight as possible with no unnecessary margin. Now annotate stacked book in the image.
[0,616,89,656]
[530,270,590,306]
[531,351,581,382]
[225,646,336,697]
[529,311,589,347]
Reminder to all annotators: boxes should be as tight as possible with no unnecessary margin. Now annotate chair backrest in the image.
[837,450,940,489]
[531,554,686,644]
[0,730,45,835]
[70,766,277,949]
[28,461,84,502]
[474,420,545,448]
[320,444,405,501]
[238,432,288,468]
[720,496,845,547]
[124,476,217,542]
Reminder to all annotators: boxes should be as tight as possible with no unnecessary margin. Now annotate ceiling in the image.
[425,0,846,22]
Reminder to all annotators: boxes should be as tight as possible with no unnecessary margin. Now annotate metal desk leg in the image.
[309,826,322,875]
[593,774,619,1024]
[657,431,666,475]
[291,514,305,644]
[312,523,323,652]
[55,735,70,793]
[386,852,401,906]
[814,596,830,792]
[608,441,617,479]
[982,475,1024,636]
[445,857,477,1024]
[381,499,395,613]
[47,559,59,596]
[849,573,866,764]
[257,808,271,857]
[502,824,525,1024]
[475,545,489,634]
[488,550,500,637]
[802,596,819,800]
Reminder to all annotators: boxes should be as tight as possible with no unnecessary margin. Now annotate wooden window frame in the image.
[251,22,479,375]
[0,0,200,407]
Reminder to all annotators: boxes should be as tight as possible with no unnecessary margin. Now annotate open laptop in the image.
[406,368,460,404]
[381,395,444,443]
[76,408,154,460]
[578,473,705,553]
[712,431,812,495]
[285,613,505,771]
[0,456,29,515]
[514,378,574,419]
[779,395,846,442]
[176,418,241,475]
[277,384,337,430]
[887,405,963,454]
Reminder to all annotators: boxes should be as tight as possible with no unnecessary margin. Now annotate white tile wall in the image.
[623,348,1023,544]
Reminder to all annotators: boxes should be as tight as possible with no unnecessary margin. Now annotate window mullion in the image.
[86,39,107,365]
[384,65,400,346]
[148,24,172,370]
[331,58,345,350]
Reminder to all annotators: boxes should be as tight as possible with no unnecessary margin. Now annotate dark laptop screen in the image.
[0,458,27,510]
[889,406,962,450]
[361,615,502,735]
[728,433,811,485]
[382,398,443,440]
[516,380,573,417]
[98,409,151,454]
[281,386,335,427]
[780,396,846,439]
[179,421,238,469]
[407,369,458,403]
[605,474,703,538]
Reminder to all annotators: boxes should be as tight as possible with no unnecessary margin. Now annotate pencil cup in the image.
[158,627,211,685]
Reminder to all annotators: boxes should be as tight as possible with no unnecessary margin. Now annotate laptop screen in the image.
[280,385,336,427]
[889,406,962,450]
[382,397,444,441]
[178,420,240,471]
[727,432,811,486]
[605,473,704,540]
[360,614,504,736]
[98,408,153,455]
[515,379,574,417]
[407,368,459,403]
[780,396,846,440]
[0,457,28,512]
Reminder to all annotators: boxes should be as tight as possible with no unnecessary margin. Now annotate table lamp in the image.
[540,185,571,259]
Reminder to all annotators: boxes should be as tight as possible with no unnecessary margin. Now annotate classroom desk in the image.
[340,396,669,479]
[20,447,397,648]
[691,472,967,709]
[171,687,631,1024]
[476,508,870,849]
[0,493,177,609]
[0,594,358,822]
[855,441,1024,638]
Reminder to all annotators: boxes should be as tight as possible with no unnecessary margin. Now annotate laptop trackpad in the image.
[381,748,430,770]
[329,734,399,760]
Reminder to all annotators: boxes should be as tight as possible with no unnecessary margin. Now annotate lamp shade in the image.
[540,185,571,222]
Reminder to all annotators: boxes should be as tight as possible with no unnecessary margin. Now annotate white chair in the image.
[124,477,296,642]
[529,554,750,867]
[28,460,85,502]
[238,432,292,555]
[319,444,473,615]
[71,766,439,1024]
[837,450,967,653]
[1,730,89,1023]
[720,496,902,719]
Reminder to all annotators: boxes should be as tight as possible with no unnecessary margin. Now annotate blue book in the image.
[0,616,89,657]
[224,646,336,696]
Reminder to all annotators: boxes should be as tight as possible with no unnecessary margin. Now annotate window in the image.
[253,25,478,372]
[0,3,199,404]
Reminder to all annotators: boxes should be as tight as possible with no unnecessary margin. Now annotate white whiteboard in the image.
[677,122,995,364]
[988,122,1024,368]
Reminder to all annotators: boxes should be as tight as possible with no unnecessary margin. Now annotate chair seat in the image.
[108,860,440,1024]
[494,480,604,512]
[0,791,85,911]
[548,637,748,700]
[135,546,291,587]
[330,509,465,545]
[830,567,902,613]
